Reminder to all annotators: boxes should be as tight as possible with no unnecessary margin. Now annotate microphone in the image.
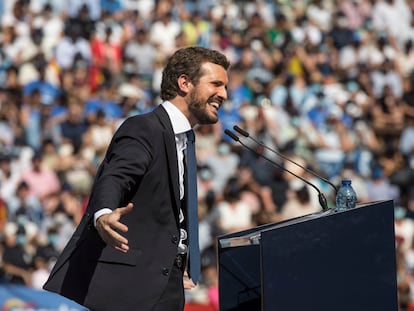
[224,129,329,211]
[233,125,338,194]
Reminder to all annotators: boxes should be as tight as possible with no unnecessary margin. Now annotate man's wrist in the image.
[94,208,113,227]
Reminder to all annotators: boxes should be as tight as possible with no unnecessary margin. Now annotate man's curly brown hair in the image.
[160,46,230,101]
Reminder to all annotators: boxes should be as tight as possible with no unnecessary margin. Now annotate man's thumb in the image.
[119,202,134,215]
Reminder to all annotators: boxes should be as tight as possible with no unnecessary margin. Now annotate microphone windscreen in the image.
[224,129,239,141]
[233,125,249,137]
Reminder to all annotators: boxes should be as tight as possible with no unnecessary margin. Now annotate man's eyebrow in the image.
[210,80,227,86]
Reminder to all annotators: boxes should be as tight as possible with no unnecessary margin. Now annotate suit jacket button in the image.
[162,268,169,276]
[171,236,178,244]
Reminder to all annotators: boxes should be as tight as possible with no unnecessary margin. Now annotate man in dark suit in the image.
[43,47,230,311]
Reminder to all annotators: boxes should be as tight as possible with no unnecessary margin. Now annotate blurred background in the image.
[1,0,414,310]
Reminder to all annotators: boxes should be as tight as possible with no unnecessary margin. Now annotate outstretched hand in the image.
[96,203,134,252]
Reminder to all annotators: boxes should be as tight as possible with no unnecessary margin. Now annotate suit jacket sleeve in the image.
[87,120,153,215]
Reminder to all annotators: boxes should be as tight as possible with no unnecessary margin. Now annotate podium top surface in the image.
[218,200,394,249]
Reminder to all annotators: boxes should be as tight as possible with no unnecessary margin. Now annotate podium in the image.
[217,200,398,311]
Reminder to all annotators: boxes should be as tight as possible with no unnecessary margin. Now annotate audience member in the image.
[6,181,42,227]
[215,177,254,234]
[20,152,61,201]
[280,179,320,220]
[1,222,32,285]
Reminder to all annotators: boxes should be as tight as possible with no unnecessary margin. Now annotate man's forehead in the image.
[200,62,228,82]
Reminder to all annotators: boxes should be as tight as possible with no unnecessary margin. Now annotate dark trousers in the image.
[152,264,185,311]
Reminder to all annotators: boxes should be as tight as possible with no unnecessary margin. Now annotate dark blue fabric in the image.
[185,129,200,284]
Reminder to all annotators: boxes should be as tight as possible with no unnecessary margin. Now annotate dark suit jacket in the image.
[43,106,183,311]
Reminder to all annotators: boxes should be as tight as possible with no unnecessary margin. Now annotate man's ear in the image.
[177,74,192,95]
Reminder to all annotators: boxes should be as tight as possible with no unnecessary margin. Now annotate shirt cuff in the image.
[94,208,113,227]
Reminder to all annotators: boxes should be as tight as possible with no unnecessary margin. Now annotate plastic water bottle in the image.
[336,180,357,211]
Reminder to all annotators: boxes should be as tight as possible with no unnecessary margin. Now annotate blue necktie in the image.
[185,129,200,284]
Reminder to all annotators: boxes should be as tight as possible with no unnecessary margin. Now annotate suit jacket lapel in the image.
[154,106,181,226]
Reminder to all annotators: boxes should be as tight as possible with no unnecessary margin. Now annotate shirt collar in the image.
[162,101,192,135]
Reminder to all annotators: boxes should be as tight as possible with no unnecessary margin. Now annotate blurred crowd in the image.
[1,0,414,309]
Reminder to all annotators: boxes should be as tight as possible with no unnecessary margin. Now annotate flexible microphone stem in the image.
[225,129,329,211]
[233,125,338,194]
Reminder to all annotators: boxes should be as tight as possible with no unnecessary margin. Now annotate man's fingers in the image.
[110,204,132,232]
[96,204,133,252]
[117,203,134,216]
[97,218,129,248]
[183,274,196,289]
[111,220,129,233]
[99,227,130,252]
[114,243,129,253]
[110,229,129,246]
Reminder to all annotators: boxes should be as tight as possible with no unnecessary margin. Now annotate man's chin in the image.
[206,116,219,125]
[197,114,219,125]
